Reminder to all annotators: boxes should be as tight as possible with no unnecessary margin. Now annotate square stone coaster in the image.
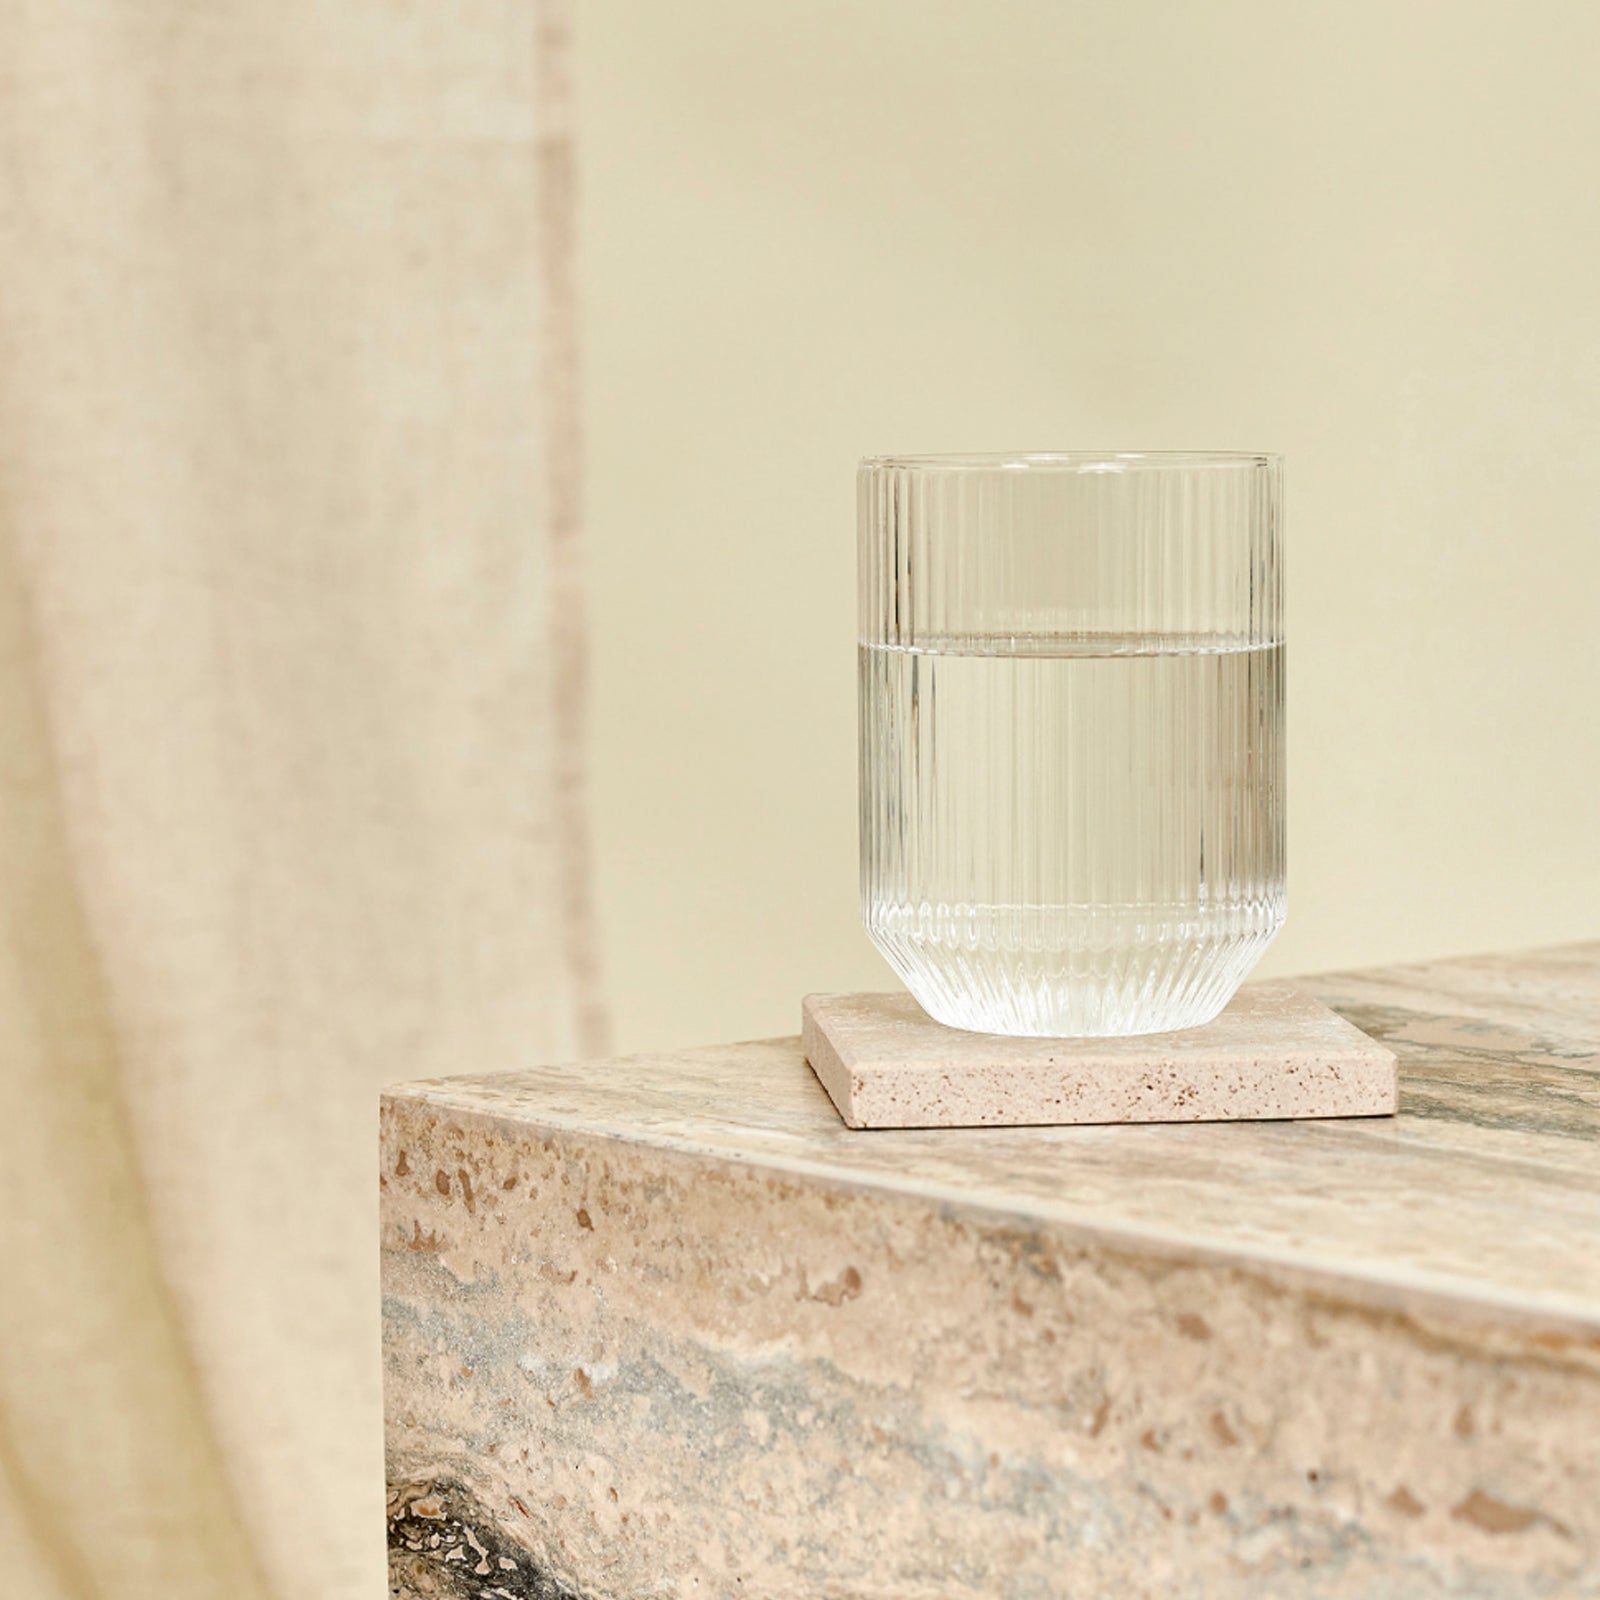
[802,981,1397,1129]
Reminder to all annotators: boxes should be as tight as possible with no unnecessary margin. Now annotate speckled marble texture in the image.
[382,944,1600,1598]
[802,983,1397,1127]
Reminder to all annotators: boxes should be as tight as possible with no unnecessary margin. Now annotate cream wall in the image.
[578,0,1600,1055]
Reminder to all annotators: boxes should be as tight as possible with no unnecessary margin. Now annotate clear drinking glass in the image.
[859,452,1285,1037]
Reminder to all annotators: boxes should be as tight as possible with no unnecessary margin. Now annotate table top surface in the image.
[394,942,1600,1332]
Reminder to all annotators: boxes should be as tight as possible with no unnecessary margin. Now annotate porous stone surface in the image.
[382,944,1600,1598]
[802,981,1397,1127]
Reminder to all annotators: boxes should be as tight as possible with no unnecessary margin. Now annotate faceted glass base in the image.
[865,901,1286,1038]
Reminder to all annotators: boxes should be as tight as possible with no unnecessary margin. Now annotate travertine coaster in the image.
[802,981,1397,1129]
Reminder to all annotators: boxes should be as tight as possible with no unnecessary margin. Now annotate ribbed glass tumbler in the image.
[859,452,1285,1038]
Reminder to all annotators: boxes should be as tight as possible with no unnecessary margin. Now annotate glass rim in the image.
[860,450,1280,473]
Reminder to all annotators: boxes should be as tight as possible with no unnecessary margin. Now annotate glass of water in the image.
[859,452,1285,1037]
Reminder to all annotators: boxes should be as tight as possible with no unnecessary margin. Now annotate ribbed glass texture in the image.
[859,453,1285,1037]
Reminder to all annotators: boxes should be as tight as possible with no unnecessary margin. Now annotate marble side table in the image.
[381,945,1600,1599]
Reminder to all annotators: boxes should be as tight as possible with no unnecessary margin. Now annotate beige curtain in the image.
[0,5,603,1598]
